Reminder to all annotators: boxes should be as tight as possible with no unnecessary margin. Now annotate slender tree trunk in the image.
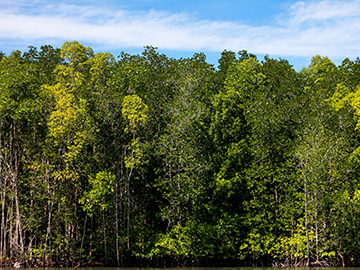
[9,122,16,259]
[90,216,93,258]
[65,206,69,267]
[57,182,62,263]
[124,143,132,266]
[43,188,55,266]
[127,182,131,266]
[102,210,107,265]
[177,172,181,226]
[28,187,34,263]
[127,173,131,251]
[304,165,310,267]
[4,202,9,266]
[9,199,13,261]
[114,128,121,266]
[0,189,5,262]
[79,214,87,266]
[315,205,319,263]
[142,208,146,253]
[115,178,119,266]
[119,156,124,266]
[14,184,24,265]
[124,143,132,253]
[0,119,3,262]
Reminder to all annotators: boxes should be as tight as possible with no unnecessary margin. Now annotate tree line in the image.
[1,41,360,267]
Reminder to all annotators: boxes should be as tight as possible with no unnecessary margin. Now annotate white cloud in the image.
[287,1,360,25]
[1,0,360,60]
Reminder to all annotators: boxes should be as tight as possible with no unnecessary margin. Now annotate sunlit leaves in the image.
[124,137,144,169]
[122,94,148,134]
[46,83,92,163]
[80,170,115,214]
[150,224,191,258]
[121,94,148,171]
[61,41,93,71]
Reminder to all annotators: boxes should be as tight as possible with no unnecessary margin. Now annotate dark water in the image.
[0,268,353,270]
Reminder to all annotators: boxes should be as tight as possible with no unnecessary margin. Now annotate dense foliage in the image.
[1,41,360,267]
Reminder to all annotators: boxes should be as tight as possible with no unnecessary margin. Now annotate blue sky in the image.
[1,0,360,70]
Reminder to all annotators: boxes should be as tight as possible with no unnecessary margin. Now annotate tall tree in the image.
[121,94,148,254]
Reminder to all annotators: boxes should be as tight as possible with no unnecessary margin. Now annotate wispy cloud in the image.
[286,1,360,25]
[1,0,360,59]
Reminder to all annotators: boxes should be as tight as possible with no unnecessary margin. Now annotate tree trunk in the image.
[304,165,310,267]
[9,199,13,261]
[14,184,24,264]
[57,181,62,263]
[90,216,93,258]
[0,189,5,262]
[43,188,54,265]
[102,210,107,265]
[79,214,87,266]
[115,178,120,267]
[0,119,3,261]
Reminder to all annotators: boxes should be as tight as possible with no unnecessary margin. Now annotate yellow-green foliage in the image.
[61,41,93,70]
[80,171,115,214]
[47,83,91,162]
[121,94,149,169]
[149,225,190,258]
[122,94,148,134]
[330,83,360,130]
[271,224,309,259]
